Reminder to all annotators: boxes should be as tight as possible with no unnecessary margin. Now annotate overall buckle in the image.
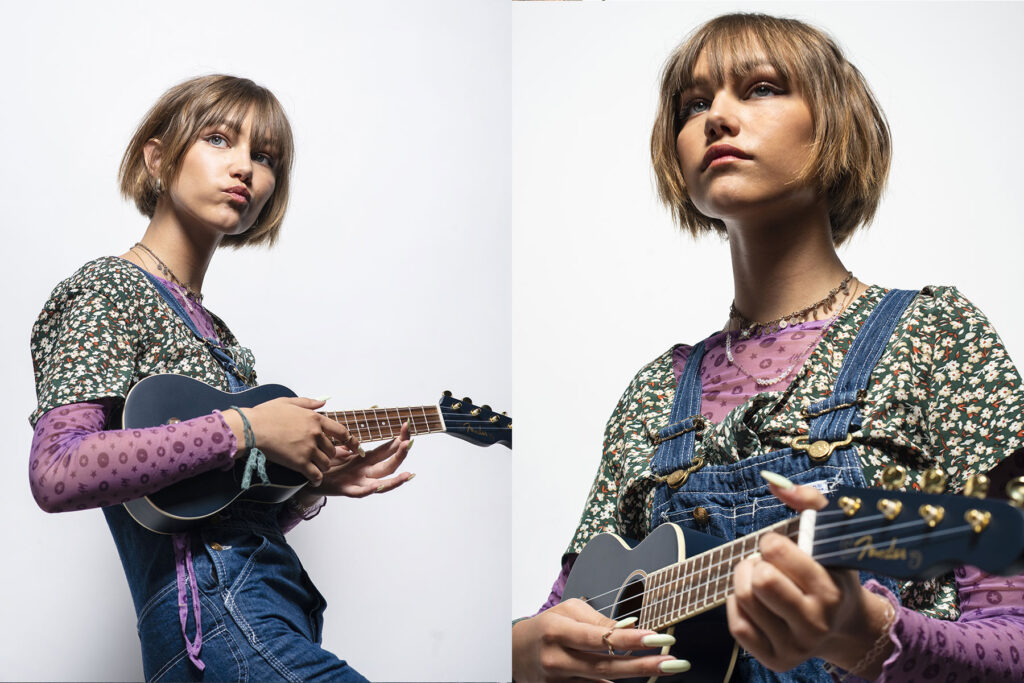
[656,456,707,489]
[791,433,853,463]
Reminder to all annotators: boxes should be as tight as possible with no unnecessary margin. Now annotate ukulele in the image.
[120,373,510,533]
[562,478,1024,683]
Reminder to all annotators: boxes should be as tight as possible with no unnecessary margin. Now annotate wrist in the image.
[216,408,247,459]
[825,589,896,679]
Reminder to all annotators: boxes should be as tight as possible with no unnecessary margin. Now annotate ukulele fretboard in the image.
[321,406,444,443]
[640,517,801,631]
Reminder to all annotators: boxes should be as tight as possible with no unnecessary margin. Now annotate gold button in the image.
[210,542,224,551]
[693,507,709,525]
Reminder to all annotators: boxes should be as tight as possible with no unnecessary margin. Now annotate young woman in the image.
[512,13,1024,682]
[28,75,413,682]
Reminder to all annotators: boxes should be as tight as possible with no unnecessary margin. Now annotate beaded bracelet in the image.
[228,406,270,490]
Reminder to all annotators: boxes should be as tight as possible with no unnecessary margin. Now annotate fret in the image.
[325,405,443,443]
[669,562,682,625]
[652,571,666,627]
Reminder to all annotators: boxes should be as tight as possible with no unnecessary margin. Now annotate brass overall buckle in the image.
[791,433,853,463]
[657,456,707,489]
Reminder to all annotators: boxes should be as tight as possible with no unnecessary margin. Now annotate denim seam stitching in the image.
[149,623,229,683]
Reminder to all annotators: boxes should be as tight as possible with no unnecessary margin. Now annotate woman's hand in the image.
[224,397,357,486]
[316,420,414,498]
[512,598,690,682]
[727,477,894,676]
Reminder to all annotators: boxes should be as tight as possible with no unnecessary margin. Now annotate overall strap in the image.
[133,265,249,393]
[650,340,707,478]
[806,289,918,443]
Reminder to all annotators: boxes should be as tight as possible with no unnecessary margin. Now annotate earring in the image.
[154,178,162,194]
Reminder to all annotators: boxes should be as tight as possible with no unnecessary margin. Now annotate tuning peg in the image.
[918,504,945,528]
[489,415,499,423]
[1007,476,1024,508]
[965,474,990,499]
[919,467,947,494]
[481,405,491,412]
[877,498,903,521]
[462,397,472,405]
[443,390,452,397]
[502,411,507,416]
[471,408,481,416]
[837,496,862,517]
[965,509,992,533]
[880,464,907,490]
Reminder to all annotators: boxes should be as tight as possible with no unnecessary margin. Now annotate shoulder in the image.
[43,256,152,310]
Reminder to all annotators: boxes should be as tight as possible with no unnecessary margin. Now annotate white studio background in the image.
[0,2,510,681]
[512,2,1024,620]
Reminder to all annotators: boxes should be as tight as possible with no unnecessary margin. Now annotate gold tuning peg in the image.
[920,467,947,494]
[880,464,907,490]
[965,474,990,499]
[443,390,452,397]
[1006,476,1024,508]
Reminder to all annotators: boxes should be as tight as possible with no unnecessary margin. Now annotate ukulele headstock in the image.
[439,391,512,449]
[815,484,1024,579]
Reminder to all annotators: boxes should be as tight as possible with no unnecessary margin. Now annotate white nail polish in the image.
[613,616,638,629]
[313,395,331,402]
[659,659,691,673]
[642,634,676,647]
[761,470,795,490]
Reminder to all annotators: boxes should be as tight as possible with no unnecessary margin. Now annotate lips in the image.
[701,145,751,171]
[224,186,251,203]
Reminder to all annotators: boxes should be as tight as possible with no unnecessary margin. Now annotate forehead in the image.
[676,28,796,93]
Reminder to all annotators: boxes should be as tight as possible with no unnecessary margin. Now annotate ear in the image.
[143,138,163,180]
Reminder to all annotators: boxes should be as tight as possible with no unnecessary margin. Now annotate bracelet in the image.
[228,406,270,490]
[830,597,897,682]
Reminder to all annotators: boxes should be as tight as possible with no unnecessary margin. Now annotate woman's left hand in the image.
[316,421,415,498]
[726,480,894,676]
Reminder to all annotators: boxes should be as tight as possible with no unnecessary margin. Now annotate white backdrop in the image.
[511,0,1024,623]
[1,1,510,681]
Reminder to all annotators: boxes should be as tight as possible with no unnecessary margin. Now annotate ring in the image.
[601,628,615,655]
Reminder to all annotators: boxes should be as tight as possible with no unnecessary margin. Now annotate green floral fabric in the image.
[567,285,1024,620]
[30,256,256,426]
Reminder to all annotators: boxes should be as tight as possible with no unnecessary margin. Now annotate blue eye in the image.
[679,99,710,123]
[253,152,275,169]
[206,134,228,147]
[749,83,780,98]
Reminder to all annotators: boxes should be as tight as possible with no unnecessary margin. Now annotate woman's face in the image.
[676,49,817,225]
[163,111,277,237]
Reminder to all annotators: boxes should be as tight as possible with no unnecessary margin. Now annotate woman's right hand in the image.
[224,397,356,486]
[512,598,690,682]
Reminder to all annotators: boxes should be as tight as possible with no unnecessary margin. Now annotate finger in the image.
[285,396,327,410]
[758,531,838,600]
[312,432,335,470]
[549,603,658,653]
[760,471,828,512]
[727,594,776,664]
[318,416,360,451]
[371,472,414,495]
[559,650,684,681]
[730,555,789,658]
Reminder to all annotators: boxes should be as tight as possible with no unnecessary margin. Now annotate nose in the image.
[229,146,253,184]
[704,90,740,140]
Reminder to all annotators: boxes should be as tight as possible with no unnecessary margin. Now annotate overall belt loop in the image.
[800,290,919,458]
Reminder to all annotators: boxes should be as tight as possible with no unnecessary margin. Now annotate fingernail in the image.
[406,473,416,481]
[642,634,676,647]
[761,470,795,490]
[313,395,331,402]
[659,660,691,673]
[407,439,415,452]
[375,484,385,493]
[748,551,762,562]
[613,616,638,629]
[358,447,368,458]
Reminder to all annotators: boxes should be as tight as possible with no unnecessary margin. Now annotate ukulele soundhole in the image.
[612,571,647,621]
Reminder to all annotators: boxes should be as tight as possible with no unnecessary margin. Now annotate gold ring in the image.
[601,628,615,655]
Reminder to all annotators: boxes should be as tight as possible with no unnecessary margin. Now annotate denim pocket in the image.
[201,527,271,596]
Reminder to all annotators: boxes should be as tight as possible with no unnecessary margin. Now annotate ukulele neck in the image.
[321,406,445,443]
[640,516,802,631]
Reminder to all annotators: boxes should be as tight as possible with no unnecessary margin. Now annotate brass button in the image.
[693,507,710,525]
[210,542,224,551]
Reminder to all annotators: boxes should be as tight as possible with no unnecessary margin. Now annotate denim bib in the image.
[649,289,917,682]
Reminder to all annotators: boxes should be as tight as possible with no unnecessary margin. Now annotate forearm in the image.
[29,400,238,512]
[835,579,1024,682]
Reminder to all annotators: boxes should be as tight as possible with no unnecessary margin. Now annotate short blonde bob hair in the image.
[119,74,294,248]
[651,13,890,246]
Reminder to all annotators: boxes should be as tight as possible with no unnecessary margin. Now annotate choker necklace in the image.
[729,272,853,339]
[724,274,856,387]
[131,242,204,309]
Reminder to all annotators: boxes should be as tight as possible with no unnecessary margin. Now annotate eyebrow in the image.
[681,60,783,94]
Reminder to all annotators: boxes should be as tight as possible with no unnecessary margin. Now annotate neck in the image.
[129,202,222,293]
[725,201,850,325]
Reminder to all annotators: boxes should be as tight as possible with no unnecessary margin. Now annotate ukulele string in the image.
[583,513,976,622]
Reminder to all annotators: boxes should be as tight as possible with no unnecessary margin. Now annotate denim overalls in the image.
[102,269,366,682]
[649,289,917,682]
